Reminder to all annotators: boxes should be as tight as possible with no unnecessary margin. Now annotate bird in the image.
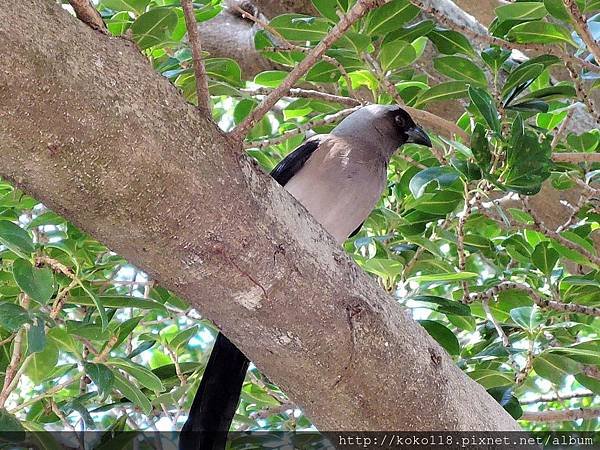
[179,104,432,450]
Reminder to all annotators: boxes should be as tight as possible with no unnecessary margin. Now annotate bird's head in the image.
[332,104,432,156]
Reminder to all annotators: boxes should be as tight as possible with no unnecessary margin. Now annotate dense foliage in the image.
[1,0,599,438]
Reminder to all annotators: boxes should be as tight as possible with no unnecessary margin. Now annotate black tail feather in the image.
[179,332,250,450]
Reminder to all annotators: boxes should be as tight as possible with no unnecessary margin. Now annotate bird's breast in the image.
[284,152,387,244]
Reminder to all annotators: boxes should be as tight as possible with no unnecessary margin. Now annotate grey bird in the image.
[180,104,432,450]
[273,104,432,242]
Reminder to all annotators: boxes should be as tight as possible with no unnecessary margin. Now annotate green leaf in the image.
[365,0,420,36]
[27,211,66,229]
[12,259,54,304]
[356,257,403,279]
[131,7,178,50]
[409,166,461,198]
[412,191,463,214]
[469,86,501,135]
[487,387,523,419]
[502,63,544,100]
[496,2,547,20]
[521,85,576,102]
[481,47,511,73]
[101,0,151,15]
[531,241,559,275]
[418,320,460,355]
[383,20,435,44]
[409,272,479,283]
[415,81,468,107]
[447,315,476,332]
[0,409,24,432]
[66,295,167,312]
[533,352,581,385]
[0,302,30,332]
[503,127,552,195]
[78,282,108,331]
[510,306,544,331]
[27,317,46,355]
[379,40,417,71]
[113,370,152,415]
[168,326,199,350]
[253,71,288,88]
[507,21,575,45]
[433,56,487,87]
[204,58,243,87]
[468,369,513,388]
[109,358,164,392]
[311,0,348,22]
[409,295,472,316]
[106,11,133,36]
[26,341,59,384]
[269,14,330,41]
[84,362,114,396]
[428,29,475,56]
[471,123,492,171]
[0,221,34,258]
[544,0,574,20]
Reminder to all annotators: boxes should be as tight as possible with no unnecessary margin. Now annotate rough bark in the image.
[0,0,519,431]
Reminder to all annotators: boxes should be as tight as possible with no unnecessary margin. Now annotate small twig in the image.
[51,400,77,432]
[0,334,15,347]
[95,335,119,362]
[66,0,106,32]
[181,0,212,116]
[242,87,361,106]
[50,278,78,319]
[230,0,387,141]
[566,61,600,126]
[249,402,295,420]
[244,106,360,149]
[36,255,76,279]
[553,152,600,164]
[521,408,600,422]
[10,373,84,413]
[551,109,575,149]
[565,0,600,65]
[467,281,600,317]
[522,197,600,267]
[520,390,595,405]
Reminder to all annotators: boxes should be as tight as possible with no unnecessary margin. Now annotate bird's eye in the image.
[395,115,406,128]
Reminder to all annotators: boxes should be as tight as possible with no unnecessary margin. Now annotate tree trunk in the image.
[0,0,519,431]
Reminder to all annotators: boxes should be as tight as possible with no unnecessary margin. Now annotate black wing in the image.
[270,138,321,186]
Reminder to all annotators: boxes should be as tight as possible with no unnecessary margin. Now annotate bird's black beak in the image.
[405,126,432,147]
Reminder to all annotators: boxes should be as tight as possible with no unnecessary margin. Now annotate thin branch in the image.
[66,0,106,32]
[10,373,84,414]
[566,60,600,126]
[551,109,575,149]
[181,0,212,116]
[230,0,387,141]
[0,328,24,408]
[522,197,600,267]
[242,87,361,106]
[565,0,600,65]
[553,152,600,164]
[521,390,595,405]
[249,402,295,420]
[521,408,600,422]
[468,281,600,317]
[244,106,360,149]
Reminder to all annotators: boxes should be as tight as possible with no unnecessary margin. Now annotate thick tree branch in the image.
[0,0,520,431]
[230,0,386,140]
[182,0,212,115]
